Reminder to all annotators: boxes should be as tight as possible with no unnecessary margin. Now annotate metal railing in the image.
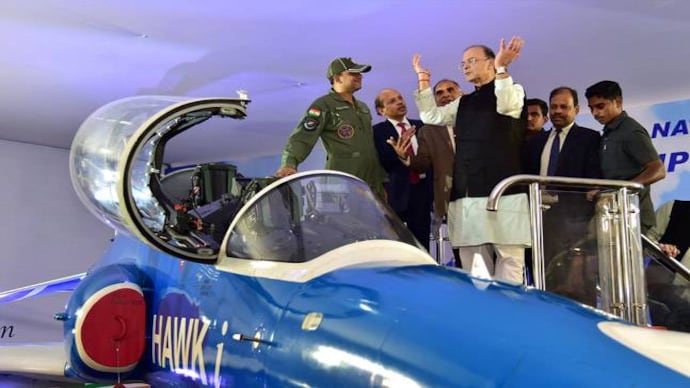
[641,234,690,282]
[487,174,651,325]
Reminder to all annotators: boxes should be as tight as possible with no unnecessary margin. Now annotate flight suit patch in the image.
[307,108,321,117]
[337,124,354,139]
[303,117,319,131]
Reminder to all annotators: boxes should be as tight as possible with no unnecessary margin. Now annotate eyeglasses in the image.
[459,57,489,68]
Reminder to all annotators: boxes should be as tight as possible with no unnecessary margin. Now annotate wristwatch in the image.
[496,66,507,75]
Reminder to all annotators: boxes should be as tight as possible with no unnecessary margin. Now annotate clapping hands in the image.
[495,36,524,68]
[386,126,416,159]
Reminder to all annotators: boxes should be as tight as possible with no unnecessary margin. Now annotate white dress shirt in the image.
[539,122,575,176]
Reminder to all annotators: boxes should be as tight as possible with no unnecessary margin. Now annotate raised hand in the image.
[386,126,416,159]
[412,54,430,76]
[495,36,524,68]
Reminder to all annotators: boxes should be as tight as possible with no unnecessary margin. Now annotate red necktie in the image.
[398,122,420,184]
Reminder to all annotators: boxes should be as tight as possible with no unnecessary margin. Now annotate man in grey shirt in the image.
[585,80,666,233]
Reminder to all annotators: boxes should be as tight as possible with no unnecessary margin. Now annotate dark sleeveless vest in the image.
[451,81,526,199]
[660,200,690,259]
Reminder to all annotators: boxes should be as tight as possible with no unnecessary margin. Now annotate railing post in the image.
[528,182,545,290]
[595,189,648,326]
[595,191,621,317]
[621,191,649,326]
[617,188,635,322]
[430,220,448,265]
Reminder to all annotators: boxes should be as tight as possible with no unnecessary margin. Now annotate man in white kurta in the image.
[411,38,530,283]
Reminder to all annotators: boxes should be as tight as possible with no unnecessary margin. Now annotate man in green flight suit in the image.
[275,57,387,199]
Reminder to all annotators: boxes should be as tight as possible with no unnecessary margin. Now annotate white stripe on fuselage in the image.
[216,239,437,283]
[599,321,690,377]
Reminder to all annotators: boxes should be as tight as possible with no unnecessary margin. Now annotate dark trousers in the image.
[396,181,432,250]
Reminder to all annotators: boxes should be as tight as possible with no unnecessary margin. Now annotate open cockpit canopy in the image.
[70,95,250,262]
[69,95,421,265]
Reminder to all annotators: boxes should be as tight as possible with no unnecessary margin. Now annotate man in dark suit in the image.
[373,88,433,249]
[387,79,462,265]
[523,86,602,282]
[523,87,601,179]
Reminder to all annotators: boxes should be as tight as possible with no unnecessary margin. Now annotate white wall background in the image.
[0,139,113,343]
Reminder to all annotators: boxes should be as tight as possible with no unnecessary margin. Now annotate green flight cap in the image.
[327,57,372,81]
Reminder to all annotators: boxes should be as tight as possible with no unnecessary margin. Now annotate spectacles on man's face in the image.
[459,57,489,68]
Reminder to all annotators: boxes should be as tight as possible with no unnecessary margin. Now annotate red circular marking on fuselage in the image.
[79,288,146,368]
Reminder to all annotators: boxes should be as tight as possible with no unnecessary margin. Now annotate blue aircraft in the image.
[0,95,689,387]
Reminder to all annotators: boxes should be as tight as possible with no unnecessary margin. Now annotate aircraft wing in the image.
[0,275,85,383]
[0,342,79,383]
[0,273,85,304]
